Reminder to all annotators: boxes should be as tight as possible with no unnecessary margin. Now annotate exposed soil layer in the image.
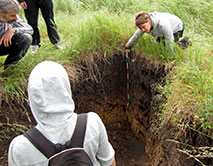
[71,52,167,165]
[0,52,211,165]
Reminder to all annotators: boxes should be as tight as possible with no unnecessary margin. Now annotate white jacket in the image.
[8,61,115,166]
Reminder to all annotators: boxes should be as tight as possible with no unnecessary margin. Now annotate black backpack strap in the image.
[70,113,88,148]
[24,113,88,158]
[24,127,55,158]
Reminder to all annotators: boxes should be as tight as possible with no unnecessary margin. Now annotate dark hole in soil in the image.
[71,52,167,165]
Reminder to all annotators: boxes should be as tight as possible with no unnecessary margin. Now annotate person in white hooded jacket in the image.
[8,61,116,166]
[125,11,189,55]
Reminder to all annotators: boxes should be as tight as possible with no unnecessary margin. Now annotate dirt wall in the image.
[71,52,201,166]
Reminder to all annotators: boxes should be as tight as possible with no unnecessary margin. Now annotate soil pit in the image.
[71,52,167,165]
[0,52,168,165]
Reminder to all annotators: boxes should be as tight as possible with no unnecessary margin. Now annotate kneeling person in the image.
[0,0,33,69]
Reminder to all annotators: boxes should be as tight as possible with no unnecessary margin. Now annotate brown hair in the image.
[135,12,150,26]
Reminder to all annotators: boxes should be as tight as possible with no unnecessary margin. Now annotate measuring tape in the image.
[125,50,130,106]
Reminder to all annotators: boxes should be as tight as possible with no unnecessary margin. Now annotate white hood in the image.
[28,61,75,131]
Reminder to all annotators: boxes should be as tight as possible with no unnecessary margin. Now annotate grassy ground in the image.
[0,0,212,164]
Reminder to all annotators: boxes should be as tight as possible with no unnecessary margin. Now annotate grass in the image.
[0,0,212,164]
[162,46,213,132]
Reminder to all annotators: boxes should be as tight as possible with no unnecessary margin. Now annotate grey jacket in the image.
[127,12,183,54]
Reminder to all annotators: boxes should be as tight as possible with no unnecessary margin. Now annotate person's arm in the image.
[8,137,21,166]
[12,16,33,35]
[93,113,115,166]
[125,29,143,49]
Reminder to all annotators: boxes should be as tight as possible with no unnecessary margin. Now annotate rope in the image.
[125,50,130,106]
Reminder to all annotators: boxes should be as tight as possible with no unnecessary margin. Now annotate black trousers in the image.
[24,0,60,45]
[0,33,32,69]
[156,29,184,44]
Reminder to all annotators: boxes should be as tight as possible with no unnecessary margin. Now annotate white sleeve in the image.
[92,113,115,166]
[8,136,24,166]
[8,135,48,166]
[126,29,143,47]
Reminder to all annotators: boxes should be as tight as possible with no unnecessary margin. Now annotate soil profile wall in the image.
[71,52,175,165]
[0,52,200,166]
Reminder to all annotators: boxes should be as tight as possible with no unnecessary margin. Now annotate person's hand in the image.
[0,28,15,47]
[125,44,130,50]
[20,2,27,9]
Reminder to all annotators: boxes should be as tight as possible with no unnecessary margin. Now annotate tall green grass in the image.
[72,10,132,55]
[58,0,212,134]
[54,0,135,13]
[160,46,213,132]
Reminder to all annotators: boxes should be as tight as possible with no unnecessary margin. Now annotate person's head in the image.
[0,0,19,23]
[28,61,75,129]
[135,12,152,33]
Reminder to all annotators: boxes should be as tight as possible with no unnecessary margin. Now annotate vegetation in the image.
[0,0,212,164]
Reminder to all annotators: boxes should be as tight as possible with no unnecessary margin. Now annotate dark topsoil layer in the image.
[0,52,212,166]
